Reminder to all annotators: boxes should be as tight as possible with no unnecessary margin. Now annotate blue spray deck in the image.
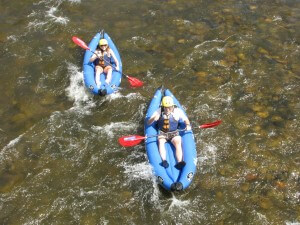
[83,31,122,95]
[144,87,197,191]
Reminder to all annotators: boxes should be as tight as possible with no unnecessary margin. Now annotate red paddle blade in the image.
[199,120,222,129]
[118,135,146,147]
[72,36,90,51]
[127,76,144,88]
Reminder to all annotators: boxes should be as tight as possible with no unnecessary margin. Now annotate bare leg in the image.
[104,66,113,84]
[171,136,183,162]
[158,137,167,161]
[95,66,103,88]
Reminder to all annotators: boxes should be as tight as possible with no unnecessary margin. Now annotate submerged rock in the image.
[275,181,286,189]
[259,197,272,209]
[245,173,258,182]
[257,111,269,118]
[241,182,250,192]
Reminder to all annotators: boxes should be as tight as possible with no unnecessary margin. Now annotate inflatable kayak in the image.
[144,87,197,191]
[83,30,122,95]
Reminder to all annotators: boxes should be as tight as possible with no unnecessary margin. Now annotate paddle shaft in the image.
[137,129,189,141]
[90,49,130,78]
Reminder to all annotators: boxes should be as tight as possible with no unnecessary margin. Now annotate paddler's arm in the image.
[177,108,191,130]
[110,50,119,71]
[184,119,191,131]
[89,51,100,62]
[147,109,160,125]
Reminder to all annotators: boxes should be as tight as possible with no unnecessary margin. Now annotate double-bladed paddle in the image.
[72,36,144,88]
[119,120,222,147]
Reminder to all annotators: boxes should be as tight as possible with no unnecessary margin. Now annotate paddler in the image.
[147,96,191,169]
[89,38,120,89]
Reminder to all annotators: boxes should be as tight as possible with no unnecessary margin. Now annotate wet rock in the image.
[275,181,286,189]
[0,32,6,42]
[265,18,273,23]
[267,137,281,148]
[189,22,209,36]
[80,213,97,225]
[11,113,27,123]
[246,159,259,169]
[267,189,285,201]
[216,191,223,199]
[120,191,133,201]
[272,56,288,65]
[223,8,233,13]
[177,39,185,44]
[241,182,250,192]
[265,173,274,181]
[0,173,23,193]
[249,142,261,153]
[258,47,270,55]
[237,53,246,61]
[196,71,208,78]
[257,111,269,118]
[167,0,177,5]
[235,116,251,131]
[200,175,218,189]
[219,168,226,176]
[253,125,261,133]
[259,197,272,209]
[245,173,258,182]
[40,95,56,105]
[252,104,264,112]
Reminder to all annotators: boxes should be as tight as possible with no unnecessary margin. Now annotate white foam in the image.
[7,35,18,42]
[168,194,190,209]
[0,134,24,163]
[65,63,95,109]
[122,160,162,204]
[123,161,153,181]
[130,36,151,45]
[27,20,48,30]
[27,2,69,31]
[2,134,24,151]
[67,0,81,3]
[106,92,144,101]
[46,6,69,25]
[92,122,138,137]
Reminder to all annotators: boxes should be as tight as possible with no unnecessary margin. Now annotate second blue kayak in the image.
[144,87,197,191]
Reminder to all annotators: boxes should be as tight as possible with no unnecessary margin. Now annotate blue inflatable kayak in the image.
[83,30,122,95]
[144,87,197,191]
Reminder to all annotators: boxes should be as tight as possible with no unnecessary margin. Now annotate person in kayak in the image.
[89,38,120,88]
[147,96,191,169]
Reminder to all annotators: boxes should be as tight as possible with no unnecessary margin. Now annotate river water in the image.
[0,0,300,224]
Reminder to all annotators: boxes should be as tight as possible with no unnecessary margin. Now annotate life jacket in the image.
[158,111,178,132]
[95,50,111,67]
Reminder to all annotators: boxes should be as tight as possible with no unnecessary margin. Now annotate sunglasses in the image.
[100,44,107,47]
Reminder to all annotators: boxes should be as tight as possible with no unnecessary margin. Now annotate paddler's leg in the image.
[104,66,113,84]
[172,136,186,169]
[95,65,104,88]
[158,136,169,168]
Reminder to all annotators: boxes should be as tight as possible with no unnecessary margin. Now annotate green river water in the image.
[0,0,299,224]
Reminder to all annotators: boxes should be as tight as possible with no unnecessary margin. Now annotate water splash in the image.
[65,63,95,111]
[106,92,144,102]
[92,122,138,137]
[27,0,70,31]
